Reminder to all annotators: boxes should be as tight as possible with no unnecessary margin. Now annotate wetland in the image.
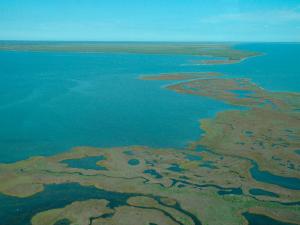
[0,42,299,225]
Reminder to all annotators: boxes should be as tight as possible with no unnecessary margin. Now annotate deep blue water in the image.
[250,161,300,190]
[0,183,202,225]
[0,183,133,225]
[144,169,163,179]
[243,212,297,225]
[249,188,279,198]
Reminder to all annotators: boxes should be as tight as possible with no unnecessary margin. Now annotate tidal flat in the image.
[0,42,299,225]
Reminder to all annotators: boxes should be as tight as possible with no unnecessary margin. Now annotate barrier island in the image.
[0,41,259,65]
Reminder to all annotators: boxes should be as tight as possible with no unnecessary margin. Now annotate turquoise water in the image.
[128,158,140,166]
[0,43,299,163]
[167,163,185,172]
[230,90,255,98]
[62,155,106,170]
[1,43,299,224]
[198,43,300,92]
[0,51,232,163]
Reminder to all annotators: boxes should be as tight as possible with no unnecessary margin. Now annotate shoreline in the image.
[0,45,299,225]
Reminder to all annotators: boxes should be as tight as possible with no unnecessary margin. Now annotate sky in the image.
[0,0,300,42]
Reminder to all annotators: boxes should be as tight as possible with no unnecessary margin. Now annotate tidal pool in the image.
[128,159,140,166]
[249,188,279,198]
[62,155,106,170]
[144,169,163,179]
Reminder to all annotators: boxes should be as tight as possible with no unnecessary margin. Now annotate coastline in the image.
[0,44,299,225]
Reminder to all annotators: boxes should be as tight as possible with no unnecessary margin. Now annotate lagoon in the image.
[0,43,299,163]
[0,50,231,162]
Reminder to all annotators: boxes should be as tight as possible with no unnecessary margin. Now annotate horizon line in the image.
[1,40,300,44]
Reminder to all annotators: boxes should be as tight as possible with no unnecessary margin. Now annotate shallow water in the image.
[128,158,140,166]
[0,44,299,163]
[0,51,232,162]
[62,155,106,170]
[0,44,300,224]
[229,90,255,98]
